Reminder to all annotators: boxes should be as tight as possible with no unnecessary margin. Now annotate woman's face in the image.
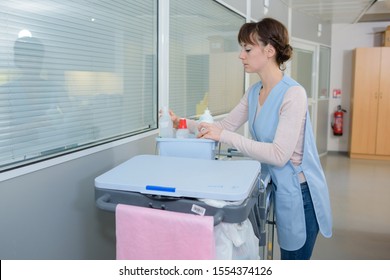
[238,35,271,74]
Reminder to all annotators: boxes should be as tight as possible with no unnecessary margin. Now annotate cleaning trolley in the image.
[95,139,274,259]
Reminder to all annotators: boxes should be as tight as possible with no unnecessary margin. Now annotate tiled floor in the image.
[271,152,390,260]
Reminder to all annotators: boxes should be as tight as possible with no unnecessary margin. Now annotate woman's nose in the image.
[239,50,245,59]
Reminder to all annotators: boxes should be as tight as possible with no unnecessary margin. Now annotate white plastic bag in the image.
[214,219,260,260]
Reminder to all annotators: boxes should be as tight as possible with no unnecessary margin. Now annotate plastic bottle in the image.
[199,108,214,123]
[196,108,214,137]
[175,118,190,139]
[159,106,174,138]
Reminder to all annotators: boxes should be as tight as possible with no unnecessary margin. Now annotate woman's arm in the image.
[208,86,307,167]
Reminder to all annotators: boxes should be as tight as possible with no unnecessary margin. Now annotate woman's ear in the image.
[265,44,276,58]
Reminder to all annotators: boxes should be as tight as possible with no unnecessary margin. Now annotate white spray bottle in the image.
[199,108,214,123]
[159,106,174,138]
[196,108,214,137]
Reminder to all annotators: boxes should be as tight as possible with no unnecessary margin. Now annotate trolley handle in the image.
[96,193,116,212]
[96,194,225,226]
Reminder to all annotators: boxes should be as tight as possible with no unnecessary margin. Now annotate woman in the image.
[169,17,332,259]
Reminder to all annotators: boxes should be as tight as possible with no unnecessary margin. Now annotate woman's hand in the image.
[159,108,180,129]
[168,109,180,129]
[197,122,222,141]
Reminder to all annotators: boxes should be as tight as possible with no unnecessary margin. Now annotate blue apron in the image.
[248,75,332,250]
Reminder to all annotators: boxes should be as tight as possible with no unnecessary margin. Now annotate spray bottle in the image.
[196,108,214,136]
[199,108,214,124]
[159,106,174,138]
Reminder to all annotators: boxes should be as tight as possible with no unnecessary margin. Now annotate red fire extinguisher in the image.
[332,105,347,136]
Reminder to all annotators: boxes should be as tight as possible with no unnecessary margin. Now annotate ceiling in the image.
[279,0,390,24]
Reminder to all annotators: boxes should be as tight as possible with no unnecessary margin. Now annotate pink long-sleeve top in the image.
[188,85,307,168]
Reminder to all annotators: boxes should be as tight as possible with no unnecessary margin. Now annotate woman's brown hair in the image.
[238,18,293,69]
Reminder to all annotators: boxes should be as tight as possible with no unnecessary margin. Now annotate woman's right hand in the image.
[159,108,180,129]
[169,109,180,129]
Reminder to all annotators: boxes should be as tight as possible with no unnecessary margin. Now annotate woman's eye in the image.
[245,49,251,52]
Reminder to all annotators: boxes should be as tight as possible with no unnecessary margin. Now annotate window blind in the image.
[0,0,158,171]
[169,0,245,119]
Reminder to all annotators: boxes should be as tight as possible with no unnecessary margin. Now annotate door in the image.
[376,48,390,155]
[350,48,381,155]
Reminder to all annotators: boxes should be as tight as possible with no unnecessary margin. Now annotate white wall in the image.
[328,22,390,152]
[0,135,156,259]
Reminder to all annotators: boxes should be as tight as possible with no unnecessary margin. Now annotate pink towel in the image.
[116,204,215,260]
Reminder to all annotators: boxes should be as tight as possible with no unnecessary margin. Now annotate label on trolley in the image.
[191,204,206,216]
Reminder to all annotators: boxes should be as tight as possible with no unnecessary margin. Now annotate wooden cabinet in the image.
[350,47,390,160]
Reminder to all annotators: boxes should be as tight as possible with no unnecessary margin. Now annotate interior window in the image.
[0,0,158,171]
[169,0,245,118]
